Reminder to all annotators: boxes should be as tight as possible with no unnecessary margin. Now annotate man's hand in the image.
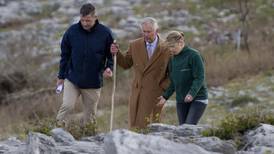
[184,94,193,103]
[56,79,64,87]
[103,67,113,78]
[157,96,166,107]
[110,42,119,55]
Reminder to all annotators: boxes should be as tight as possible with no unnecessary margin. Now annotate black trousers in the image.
[176,100,207,125]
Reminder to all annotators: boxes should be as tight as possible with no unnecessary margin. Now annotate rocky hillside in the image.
[0,123,274,154]
[0,0,274,153]
[0,0,273,96]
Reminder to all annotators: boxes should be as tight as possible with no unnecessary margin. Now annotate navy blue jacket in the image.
[58,20,113,89]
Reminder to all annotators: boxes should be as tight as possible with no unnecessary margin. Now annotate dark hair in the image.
[80,3,95,16]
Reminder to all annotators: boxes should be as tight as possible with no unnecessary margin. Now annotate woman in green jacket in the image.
[157,31,208,125]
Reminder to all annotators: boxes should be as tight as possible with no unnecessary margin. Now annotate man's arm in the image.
[159,54,171,90]
[162,60,175,100]
[58,31,71,80]
[105,33,114,71]
[111,42,133,69]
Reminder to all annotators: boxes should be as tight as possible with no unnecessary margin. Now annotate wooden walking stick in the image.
[110,40,117,132]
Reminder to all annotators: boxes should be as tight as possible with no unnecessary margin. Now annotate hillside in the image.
[0,0,273,150]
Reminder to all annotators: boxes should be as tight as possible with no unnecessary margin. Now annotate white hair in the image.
[140,17,159,31]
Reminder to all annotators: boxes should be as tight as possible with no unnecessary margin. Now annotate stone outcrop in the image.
[0,124,274,154]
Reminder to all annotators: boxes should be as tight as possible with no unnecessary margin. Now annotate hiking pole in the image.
[110,39,117,132]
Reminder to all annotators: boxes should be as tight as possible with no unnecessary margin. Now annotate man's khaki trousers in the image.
[56,80,101,126]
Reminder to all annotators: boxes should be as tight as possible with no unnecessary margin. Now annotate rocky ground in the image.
[1,0,261,59]
[0,123,274,154]
[0,1,274,153]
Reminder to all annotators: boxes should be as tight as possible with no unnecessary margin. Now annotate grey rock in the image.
[244,124,274,148]
[0,137,26,154]
[127,0,143,5]
[50,128,75,146]
[0,2,22,26]
[160,16,189,27]
[248,146,274,154]
[176,25,200,35]
[81,133,105,144]
[218,14,237,23]
[238,146,274,154]
[148,131,188,143]
[78,0,104,6]
[57,141,104,154]
[149,123,209,137]
[23,130,104,154]
[255,84,270,93]
[26,132,59,154]
[209,86,226,98]
[218,9,230,17]
[118,17,140,29]
[108,1,133,18]
[270,76,274,83]
[0,123,273,154]
[0,0,59,27]
[149,123,177,132]
[1,137,23,147]
[175,124,210,137]
[187,137,236,154]
[0,0,5,6]
[149,125,236,154]
[238,90,246,96]
[236,151,252,154]
[112,29,129,39]
[104,129,218,154]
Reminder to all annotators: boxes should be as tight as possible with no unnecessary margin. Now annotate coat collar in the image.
[143,35,164,72]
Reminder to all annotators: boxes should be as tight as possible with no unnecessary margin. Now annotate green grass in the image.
[2,68,274,141]
[230,95,259,107]
[202,106,274,148]
[162,105,178,125]
[200,102,227,126]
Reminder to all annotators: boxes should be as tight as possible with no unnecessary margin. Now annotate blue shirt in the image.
[146,36,158,58]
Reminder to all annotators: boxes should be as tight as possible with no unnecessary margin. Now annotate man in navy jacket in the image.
[56,3,113,127]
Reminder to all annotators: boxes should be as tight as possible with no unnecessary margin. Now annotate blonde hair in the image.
[165,31,184,47]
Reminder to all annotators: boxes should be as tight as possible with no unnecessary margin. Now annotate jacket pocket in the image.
[180,68,191,72]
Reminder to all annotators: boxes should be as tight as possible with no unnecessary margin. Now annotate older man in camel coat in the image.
[111,17,170,129]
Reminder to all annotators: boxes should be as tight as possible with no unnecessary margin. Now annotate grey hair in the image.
[140,17,159,31]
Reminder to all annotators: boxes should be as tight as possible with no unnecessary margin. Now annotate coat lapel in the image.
[143,37,163,72]
[137,38,149,67]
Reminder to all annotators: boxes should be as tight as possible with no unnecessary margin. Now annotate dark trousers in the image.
[176,100,207,125]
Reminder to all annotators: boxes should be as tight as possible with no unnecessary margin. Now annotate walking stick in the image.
[110,40,117,132]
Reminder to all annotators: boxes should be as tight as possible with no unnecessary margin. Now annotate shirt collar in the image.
[146,35,158,48]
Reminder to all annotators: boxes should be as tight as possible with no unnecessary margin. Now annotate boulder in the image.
[244,124,274,148]
[26,132,59,154]
[149,123,210,137]
[50,128,75,146]
[104,129,217,154]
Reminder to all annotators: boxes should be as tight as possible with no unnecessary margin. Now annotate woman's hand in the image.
[157,96,167,107]
[184,94,193,103]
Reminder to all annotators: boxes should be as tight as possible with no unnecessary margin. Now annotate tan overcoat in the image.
[117,37,170,128]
